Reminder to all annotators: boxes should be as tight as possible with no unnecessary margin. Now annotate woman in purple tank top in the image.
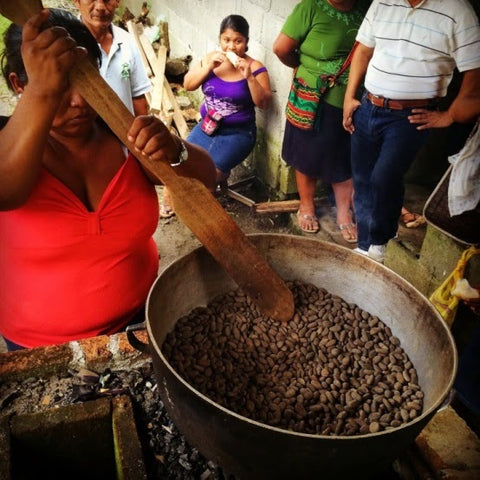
[184,15,272,190]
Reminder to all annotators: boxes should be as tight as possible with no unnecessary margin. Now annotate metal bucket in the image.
[130,234,457,479]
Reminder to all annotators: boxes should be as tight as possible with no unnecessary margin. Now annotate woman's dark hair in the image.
[1,8,101,90]
[219,14,249,41]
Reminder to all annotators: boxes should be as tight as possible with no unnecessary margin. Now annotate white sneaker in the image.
[368,244,386,263]
[353,247,369,256]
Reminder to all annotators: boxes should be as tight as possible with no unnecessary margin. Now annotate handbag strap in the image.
[321,41,359,88]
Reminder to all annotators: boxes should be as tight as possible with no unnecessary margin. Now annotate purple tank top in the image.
[199,67,267,126]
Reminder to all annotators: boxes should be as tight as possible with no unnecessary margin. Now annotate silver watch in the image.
[170,137,188,167]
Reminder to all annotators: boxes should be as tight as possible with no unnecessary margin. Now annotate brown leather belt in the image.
[366,92,435,110]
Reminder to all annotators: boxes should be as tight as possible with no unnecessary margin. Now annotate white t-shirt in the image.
[357,0,480,99]
[99,25,151,114]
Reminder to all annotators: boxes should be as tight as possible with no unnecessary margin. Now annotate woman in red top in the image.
[0,9,216,350]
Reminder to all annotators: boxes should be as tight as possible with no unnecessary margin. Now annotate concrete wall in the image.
[122,0,299,195]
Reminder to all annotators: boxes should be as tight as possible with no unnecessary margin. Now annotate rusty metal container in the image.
[131,234,457,479]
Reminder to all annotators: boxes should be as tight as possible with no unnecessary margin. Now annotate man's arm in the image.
[342,42,374,134]
[132,94,149,116]
[409,68,480,128]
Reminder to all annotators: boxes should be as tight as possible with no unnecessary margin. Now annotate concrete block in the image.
[419,226,465,295]
[81,334,114,369]
[269,1,297,17]
[112,395,148,480]
[10,398,115,478]
[249,0,272,11]
[3,395,147,478]
[416,406,480,478]
[0,344,73,382]
[279,160,297,194]
[238,3,265,43]
[386,239,434,296]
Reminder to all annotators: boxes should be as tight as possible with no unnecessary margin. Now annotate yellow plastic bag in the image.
[429,246,480,327]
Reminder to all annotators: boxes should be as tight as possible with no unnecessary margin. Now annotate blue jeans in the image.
[351,97,430,251]
[187,121,256,174]
[3,337,25,351]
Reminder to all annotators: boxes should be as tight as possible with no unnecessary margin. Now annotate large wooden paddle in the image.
[0,0,294,322]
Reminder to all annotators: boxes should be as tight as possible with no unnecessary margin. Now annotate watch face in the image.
[180,142,188,161]
[180,140,188,162]
[171,139,188,167]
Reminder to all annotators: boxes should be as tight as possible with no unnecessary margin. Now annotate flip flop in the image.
[400,209,425,228]
[160,203,175,219]
[405,214,425,228]
[338,222,357,243]
[297,211,319,234]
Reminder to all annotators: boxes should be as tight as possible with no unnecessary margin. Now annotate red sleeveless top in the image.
[0,154,159,348]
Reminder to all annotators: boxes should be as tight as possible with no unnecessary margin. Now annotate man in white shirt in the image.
[343,0,480,262]
[75,0,151,116]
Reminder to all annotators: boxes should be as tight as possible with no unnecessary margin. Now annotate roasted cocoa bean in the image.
[163,281,424,438]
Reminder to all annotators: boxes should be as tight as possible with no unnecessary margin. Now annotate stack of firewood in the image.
[126,18,198,139]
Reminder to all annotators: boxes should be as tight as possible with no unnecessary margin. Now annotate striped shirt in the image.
[357,0,480,99]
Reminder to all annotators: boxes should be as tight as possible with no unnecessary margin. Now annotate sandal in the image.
[160,203,175,219]
[338,222,358,243]
[400,208,425,228]
[297,211,320,234]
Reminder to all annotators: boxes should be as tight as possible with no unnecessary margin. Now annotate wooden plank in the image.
[255,200,300,214]
[136,34,188,137]
[139,33,165,80]
[149,77,165,115]
[126,20,152,78]
[156,45,168,79]
[160,21,170,55]
[162,77,189,139]
[226,189,256,208]
[138,34,188,135]
[148,45,167,113]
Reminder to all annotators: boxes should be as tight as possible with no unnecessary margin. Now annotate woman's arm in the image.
[127,115,216,192]
[239,59,272,110]
[0,10,86,210]
[273,32,300,69]
[183,50,225,91]
[342,42,374,134]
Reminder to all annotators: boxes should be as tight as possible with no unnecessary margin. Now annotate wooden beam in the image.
[162,77,189,139]
[254,200,300,214]
[126,20,152,77]
[139,33,166,80]
[227,189,256,208]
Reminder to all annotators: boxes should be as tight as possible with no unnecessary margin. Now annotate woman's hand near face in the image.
[204,50,226,70]
[236,56,252,79]
[21,9,87,99]
[183,50,225,91]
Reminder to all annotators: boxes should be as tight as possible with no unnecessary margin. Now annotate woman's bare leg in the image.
[332,178,357,242]
[296,170,319,233]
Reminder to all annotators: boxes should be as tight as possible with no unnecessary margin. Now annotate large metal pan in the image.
[129,234,457,479]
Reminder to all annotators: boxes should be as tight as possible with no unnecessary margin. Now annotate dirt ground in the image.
[154,181,294,274]
[153,179,429,275]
